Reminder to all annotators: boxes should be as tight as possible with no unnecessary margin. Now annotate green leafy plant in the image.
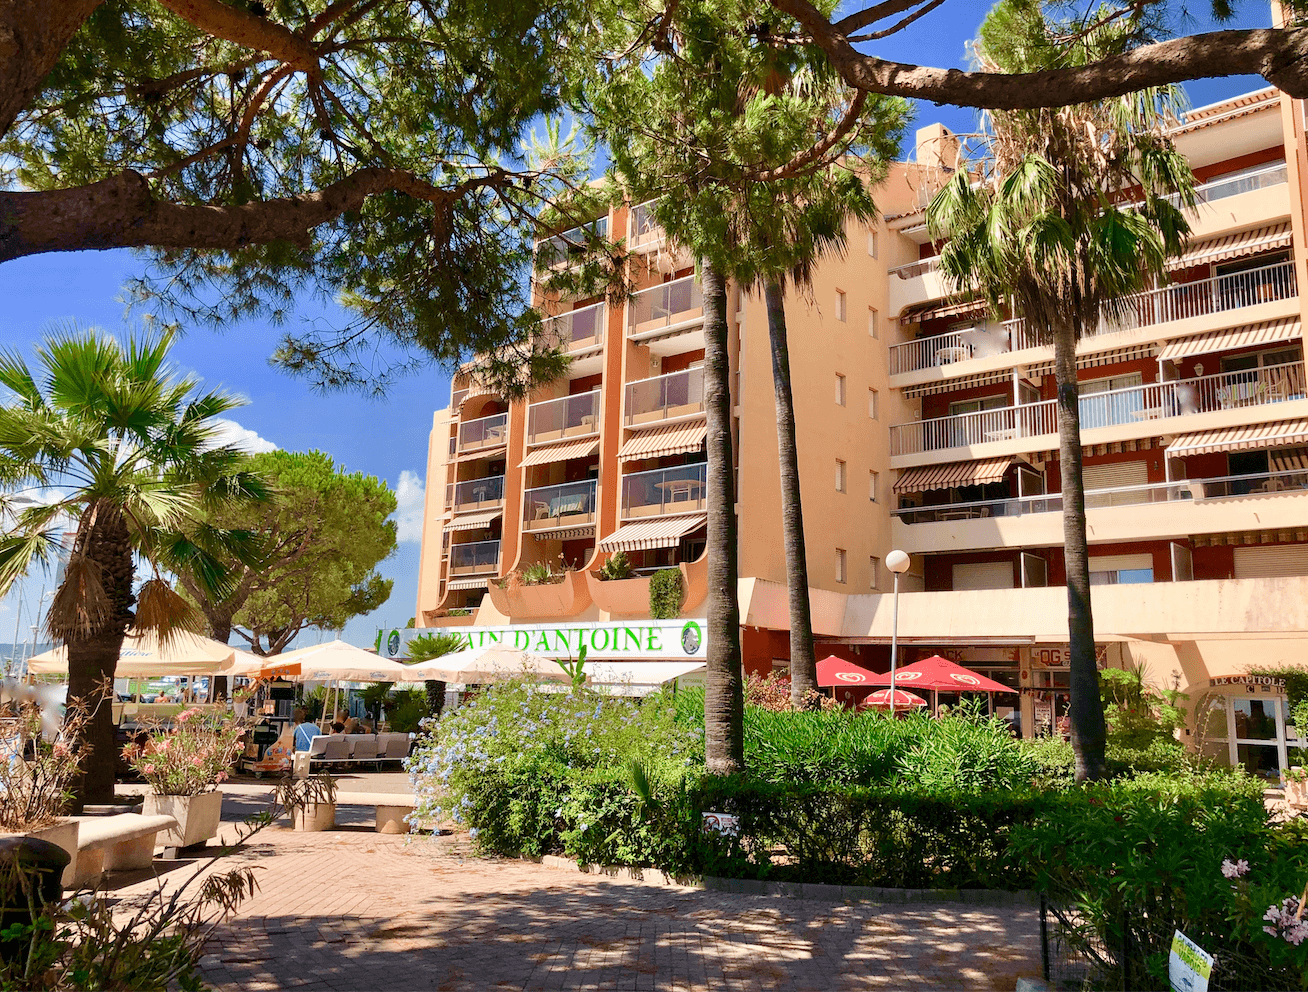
[275,772,338,809]
[405,631,465,719]
[597,552,634,581]
[384,688,428,733]
[0,695,91,831]
[446,609,472,617]
[124,709,246,796]
[555,645,589,692]
[648,568,683,619]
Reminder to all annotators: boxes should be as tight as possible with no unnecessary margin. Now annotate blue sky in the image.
[0,1,1271,652]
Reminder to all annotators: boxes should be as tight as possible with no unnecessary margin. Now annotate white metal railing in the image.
[458,412,508,452]
[628,275,703,334]
[625,366,705,424]
[526,390,601,445]
[537,216,609,268]
[890,360,1306,455]
[522,479,597,530]
[890,256,943,280]
[893,469,1308,523]
[629,199,664,252]
[449,539,501,574]
[889,324,1005,375]
[1149,162,1288,209]
[621,462,707,518]
[446,475,505,511]
[540,302,605,353]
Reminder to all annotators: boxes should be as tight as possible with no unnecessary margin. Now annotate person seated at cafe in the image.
[292,708,319,751]
[342,715,361,734]
[330,720,345,733]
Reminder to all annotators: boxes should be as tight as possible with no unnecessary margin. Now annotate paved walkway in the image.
[102,781,1042,991]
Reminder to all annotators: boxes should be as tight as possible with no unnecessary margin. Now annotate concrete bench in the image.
[71,813,179,888]
[333,792,417,834]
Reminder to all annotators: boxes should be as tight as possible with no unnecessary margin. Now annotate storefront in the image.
[1193,674,1306,781]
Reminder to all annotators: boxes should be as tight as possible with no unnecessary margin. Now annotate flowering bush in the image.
[124,709,245,796]
[0,691,91,831]
[743,671,837,712]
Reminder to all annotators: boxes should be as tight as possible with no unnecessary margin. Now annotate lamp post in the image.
[885,550,911,713]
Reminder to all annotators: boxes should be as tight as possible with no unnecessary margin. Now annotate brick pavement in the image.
[101,790,1042,991]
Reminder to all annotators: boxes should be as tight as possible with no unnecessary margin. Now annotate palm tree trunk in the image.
[208,613,233,701]
[702,258,744,774]
[424,680,446,718]
[763,279,818,709]
[65,503,136,807]
[1052,321,1107,781]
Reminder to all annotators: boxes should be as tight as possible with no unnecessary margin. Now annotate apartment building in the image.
[398,85,1308,779]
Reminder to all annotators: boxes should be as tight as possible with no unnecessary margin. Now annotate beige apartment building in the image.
[396,84,1308,780]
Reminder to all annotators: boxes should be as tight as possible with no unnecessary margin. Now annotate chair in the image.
[383,735,411,761]
[351,737,379,764]
[323,736,350,762]
[344,734,372,757]
[306,735,331,759]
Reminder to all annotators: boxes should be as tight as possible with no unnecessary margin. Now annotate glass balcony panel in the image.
[629,200,664,251]
[537,217,609,269]
[526,390,601,445]
[628,276,704,334]
[622,463,707,518]
[625,367,705,425]
[458,412,508,452]
[449,539,501,574]
[447,475,505,512]
[522,479,598,531]
[540,302,605,353]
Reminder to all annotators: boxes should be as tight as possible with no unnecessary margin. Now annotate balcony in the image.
[540,302,605,354]
[449,539,501,575]
[889,259,1298,376]
[628,276,703,340]
[446,475,504,513]
[622,463,707,519]
[457,412,508,453]
[537,217,609,270]
[890,361,1307,457]
[526,390,601,445]
[522,479,598,533]
[629,199,665,253]
[625,367,705,425]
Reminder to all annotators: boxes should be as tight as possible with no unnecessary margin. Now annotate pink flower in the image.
[191,756,204,767]
[216,772,228,783]
[142,764,155,774]
[1221,858,1250,879]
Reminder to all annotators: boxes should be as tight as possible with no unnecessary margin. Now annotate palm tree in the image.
[0,327,269,804]
[926,1,1194,780]
[403,631,466,719]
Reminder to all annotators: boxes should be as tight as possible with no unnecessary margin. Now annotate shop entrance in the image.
[1204,695,1305,781]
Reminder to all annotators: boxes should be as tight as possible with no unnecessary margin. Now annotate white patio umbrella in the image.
[404,644,571,684]
[26,631,245,678]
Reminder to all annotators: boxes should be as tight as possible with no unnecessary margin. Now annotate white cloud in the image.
[211,418,278,454]
[394,470,425,543]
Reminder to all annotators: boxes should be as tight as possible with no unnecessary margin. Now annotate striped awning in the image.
[519,437,600,468]
[446,577,491,590]
[443,509,503,533]
[900,298,987,325]
[457,444,506,462]
[1270,446,1308,472]
[1024,344,1158,377]
[1158,317,1301,361]
[619,422,708,461]
[598,514,707,553]
[893,458,1013,494]
[904,369,1011,399]
[1169,222,1293,270]
[1166,418,1308,457]
[529,525,597,541]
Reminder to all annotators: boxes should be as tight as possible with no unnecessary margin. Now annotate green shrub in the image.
[597,551,634,581]
[648,568,682,618]
[385,687,428,732]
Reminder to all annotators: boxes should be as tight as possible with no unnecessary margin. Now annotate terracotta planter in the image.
[1286,770,1307,807]
[486,569,592,621]
[143,790,223,849]
[2,820,80,889]
[290,802,337,832]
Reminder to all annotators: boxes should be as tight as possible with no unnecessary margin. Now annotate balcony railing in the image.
[522,479,597,531]
[622,463,707,519]
[451,387,468,409]
[890,256,943,280]
[540,302,605,353]
[625,367,705,425]
[629,200,664,252]
[537,217,609,269]
[526,390,601,445]
[1157,161,1288,209]
[890,361,1307,455]
[628,276,703,336]
[894,469,1308,523]
[890,259,1298,375]
[446,475,505,512]
[449,539,501,574]
[458,412,508,453]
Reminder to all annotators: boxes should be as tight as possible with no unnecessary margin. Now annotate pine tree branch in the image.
[154,0,320,74]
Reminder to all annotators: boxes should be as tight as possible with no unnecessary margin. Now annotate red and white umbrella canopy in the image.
[816,655,880,688]
[861,688,928,710]
[868,655,1010,693]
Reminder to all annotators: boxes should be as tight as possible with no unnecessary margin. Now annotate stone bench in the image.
[71,813,179,888]
[333,792,417,834]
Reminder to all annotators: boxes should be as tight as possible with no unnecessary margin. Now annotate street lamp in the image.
[885,550,911,713]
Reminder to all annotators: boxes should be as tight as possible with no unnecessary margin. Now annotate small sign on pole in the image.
[701,812,739,837]
[1169,930,1213,992]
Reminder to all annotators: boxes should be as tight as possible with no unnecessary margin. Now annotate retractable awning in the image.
[598,514,707,552]
[1158,317,1301,361]
[1166,418,1308,457]
[893,458,1013,494]
[443,509,503,533]
[1168,222,1292,270]
[446,576,491,590]
[900,298,986,324]
[1270,446,1308,472]
[519,437,600,467]
[457,445,506,462]
[619,422,707,461]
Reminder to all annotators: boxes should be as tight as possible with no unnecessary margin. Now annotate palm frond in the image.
[45,552,112,644]
[132,578,205,646]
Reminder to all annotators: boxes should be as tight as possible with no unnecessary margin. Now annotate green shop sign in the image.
[375,620,705,661]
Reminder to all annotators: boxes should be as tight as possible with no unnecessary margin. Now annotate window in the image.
[835,459,847,492]
[836,548,847,584]
[835,290,847,322]
[867,228,878,258]
[869,470,879,502]
[835,373,846,406]
[949,394,1008,416]
[868,307,879,338]
[869,556,880,590]
[1088,553,1154,586]
[868,387,878,420]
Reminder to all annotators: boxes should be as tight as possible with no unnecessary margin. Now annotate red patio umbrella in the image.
[860,688,928,711]
[866,655,1011,693]
[816,655,880,687]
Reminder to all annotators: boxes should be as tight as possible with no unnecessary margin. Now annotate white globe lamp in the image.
[886,550,910,712]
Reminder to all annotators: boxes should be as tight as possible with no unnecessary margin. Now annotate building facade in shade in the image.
[408,84,1308,780]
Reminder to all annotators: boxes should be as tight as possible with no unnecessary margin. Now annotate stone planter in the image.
[486,569,592,621]
[1286,769,1307,807]
[291,802,336,832]
[143,790,223,849]
[3,820,80,889]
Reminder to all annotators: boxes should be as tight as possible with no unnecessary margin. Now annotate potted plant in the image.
[126,708,245,850]
[230,685,253,718]
[277,773,338,832]
[1285,766,1307,807]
